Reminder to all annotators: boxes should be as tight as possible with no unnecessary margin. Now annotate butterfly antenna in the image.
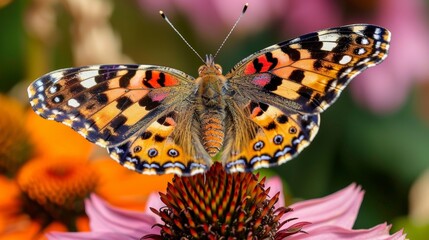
[160,11,205,63]
[213,3,248,58]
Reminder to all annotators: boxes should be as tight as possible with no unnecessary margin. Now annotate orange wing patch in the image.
[225,102,319,173]
[108,112,209,175]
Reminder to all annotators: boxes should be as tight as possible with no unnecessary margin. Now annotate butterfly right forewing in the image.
[222,24,391,172]
[226,24,391,114]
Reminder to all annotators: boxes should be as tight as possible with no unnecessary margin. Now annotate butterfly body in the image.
[195,55,228,156]
[28,24,391,176]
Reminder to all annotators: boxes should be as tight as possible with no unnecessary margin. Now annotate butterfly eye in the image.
[198,65,207,75]
[148,148,158,158]
[214,64,222,74]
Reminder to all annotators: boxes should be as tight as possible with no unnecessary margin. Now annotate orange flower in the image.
[25,109,173,211]
[94,158,173,211]
[0,95,32,176]
[0,175,69,240]
[0,96,172,238]
[25,110,94,160]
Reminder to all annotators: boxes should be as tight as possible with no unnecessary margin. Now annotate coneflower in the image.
[144,162,307,239]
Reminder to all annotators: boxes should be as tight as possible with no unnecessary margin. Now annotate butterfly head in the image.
[198,54,222,76]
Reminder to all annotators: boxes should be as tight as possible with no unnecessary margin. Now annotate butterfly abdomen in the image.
[196,71,227,157]
[201,109,225,156]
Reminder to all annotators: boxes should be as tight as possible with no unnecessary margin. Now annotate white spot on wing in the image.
[49,85,58,94]
[340,68,352,78]
[360,38,369,45]
[68,98,80,108]
[339,55,352,65]
[321,42,337,51]
[35,80,43,87]
[318,33,340,42]
[51,72,64,81]
[374,28,382,34]
[37,94,45,101]
[356,48,366,55]
[78,70,99,80]
[375,41,381,48]
[81,78,97,88]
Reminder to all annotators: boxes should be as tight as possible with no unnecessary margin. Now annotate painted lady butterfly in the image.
[28,24,390,176]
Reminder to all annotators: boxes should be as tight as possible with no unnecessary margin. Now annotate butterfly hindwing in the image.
[108,107,211,176]
[223,102,320,172]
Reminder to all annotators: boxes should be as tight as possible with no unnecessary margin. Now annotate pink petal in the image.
[265,176,286,209]
[85,194,158,237]
[284,184,363,231]
[144,192,164,224]
[47,232,136,240]
[288,223,406,240]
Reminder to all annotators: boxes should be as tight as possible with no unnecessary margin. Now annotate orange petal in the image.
[25,110,94,159]
[93,158,173,211]
[0,176,21,212]
[76,216,90,232]
[0,219,41,240]
[36,221,68,240]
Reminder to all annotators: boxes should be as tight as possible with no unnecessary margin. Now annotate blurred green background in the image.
[1,0,429,238]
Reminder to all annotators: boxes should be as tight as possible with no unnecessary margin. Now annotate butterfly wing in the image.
[28,64,210,176]
[223,100,320,172]
[223,24,391,172]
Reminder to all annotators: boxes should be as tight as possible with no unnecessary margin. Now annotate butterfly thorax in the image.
[196,58,227,156]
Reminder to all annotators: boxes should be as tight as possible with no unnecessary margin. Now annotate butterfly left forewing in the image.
[28,64,194,147]
[28,64,213,176]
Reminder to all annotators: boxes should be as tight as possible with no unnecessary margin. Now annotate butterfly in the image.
[28,24,390,176]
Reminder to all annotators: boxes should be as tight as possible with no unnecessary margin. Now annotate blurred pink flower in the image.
[281,0,342,35]
[47,178,405,239]
[138,0,286,39]
[350,0,429,113]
